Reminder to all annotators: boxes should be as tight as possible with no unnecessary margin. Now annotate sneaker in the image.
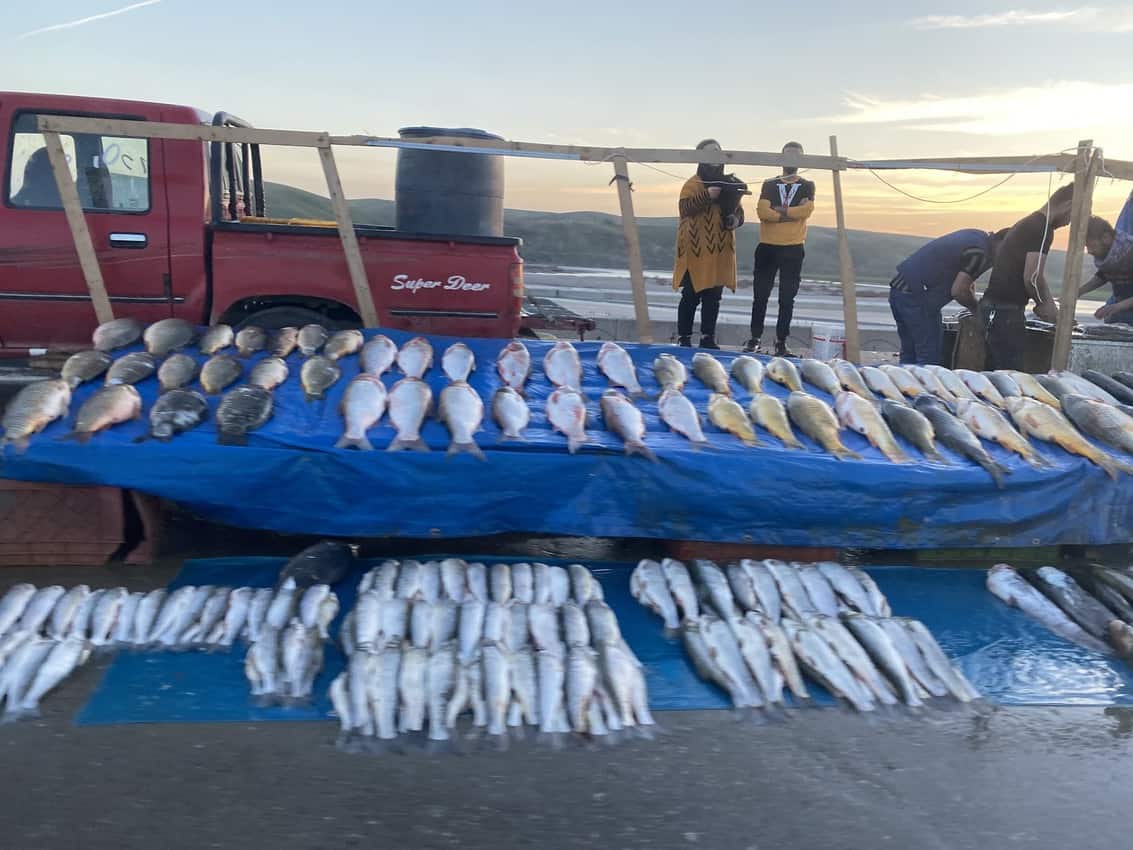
[742,338,758,353]
[699,335,720,350]
[774,340,792,357]
[677,336,692,347]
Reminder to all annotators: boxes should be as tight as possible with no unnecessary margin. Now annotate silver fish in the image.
[297,324,329,358]
[442,342,476,382]
[396,560,422,600]
[269,327,299,359]
[492,387,530,441]
[200,355,243,395]
[531,563,553,606]
[89,587,128,647]
[329,672,352,732]
[299,585,332,631]
[598,341,645,397]
[800,358,841,396]
[987,563,1110,654]
[730,615,785,706]
[466,562,489,603]
[562,601,590,647]
[496,341,532,393]
[900,617,980,702]
[654,352,688,392]
[235,325,268,357]
[740,560,783,622]
[877,617,951,696]
[847,567,891,618]
[300,355,341,401]
[398,645,429,733]
[746,611,809,702]
[956,368,1007,409]
[860,365,906,403]
[544,340,582,390]
[62,350,113,390]
[248,356,289,391]
[213,587,252,647]
[156,352,198,394]
[765,560,818,620]
[317,595,339,641]
[483,643,513,736]
[439,381,485,459]
[661,558,700,621]
[546,387,588,453]
[387,377,432,452]
[396,336,434,379]
[112,592,144,645]
[0,638,55,712]
[548,566,571,608]
[816,561,878,616]
[658,388,708,447]
[281,620,317,698]
[906,365,954,402]
[810,616,898,706]
[3,380,72,449]
[842,613,923,707]
[506,603,530,652]
[245,627,281,697]
[730,355,765,394]
[528,603,561,654]
[510,563,535,605]
[691,559,738,619]
[265,578,298,633]
[700,615,763,708]
[632,559,681,629]
[409,601,432,649]
[47,585,90,640]
[724,564,761,614]
[19,586,65,635]
[459,599,487,664]
[346,652,375,735]
[482,601,511,646]
[881,364,931,399]
[371,647,402,740]
[378,598,410,647]
[796,564,841,617]
[783,618,874,711]
[567,644,602,733]
[693,352,732,395]
[537,644,571,734]
[323,329,363,361]
[92,317,143,351]
[510,647,540,726]
[360,334,398,376]
[199,324,234,356]
[17,634,89,715]
[70,588,103,642]
[570,564,601,605]
[768,357,803,393]
[600,390,656,460]
[353,591,382,652]
[440,558,467,604]
[430,600,459,651]
[144,318,195,357]
[149,586,193,645]
[490,564,512,604]
[244,587,274,644]
[105,352,157,386]
[144,388,208,441]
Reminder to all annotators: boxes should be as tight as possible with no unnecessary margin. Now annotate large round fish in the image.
[300,355,341,401]
[914,395,1008,486]
[361,334,398,376]
[270,327,300,358]
[105,352,157,386]
[2,379,71,449]
[144,318,195,357]
[707,393,757,446]
[157,353,198,393]
[235,325,268,357]
[336,375,388,451]
[859,366,905,403]
[654,353,688,392]
[799,359,840,396]
[68,385,142,443]
[658,388,707,447]
[200,354,243,395]
[693,352,731,395]
[597,342,645,397]
[729,355,763,394]
[442,343,476,382]
[600,389,655,460]
[880,364,928,399]
[62,350,112,389]
[547,387,587,453]
[832,360,875,400]
[297,323,329,357]
[216,386,272,446]
[141,388,208,442]
[880,399,944,462]
[954,398,1045,468]
[955,369,1007,409]
[492,387,530,441]
[439,381,485,459]
[248,356,289,390]
[786,391,859,460]
[92,317,143,352]
[1062,394,1133,455]
[388,377,432,452]
[750,392,803,449]
[497,341,532,392]
[397,336,434,378]
[1005,396,1128,479]
[544,340,582,390]
[834,391,907,463]
[199,324,234,355]
[324,329,364,361]
[767,357,802,392]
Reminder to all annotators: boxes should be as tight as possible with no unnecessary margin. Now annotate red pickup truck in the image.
[0,92,585,359]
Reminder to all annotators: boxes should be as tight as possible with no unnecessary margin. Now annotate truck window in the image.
[7,112,150,213]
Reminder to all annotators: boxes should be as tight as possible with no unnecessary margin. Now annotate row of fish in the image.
[632,558,978,713]
[987,563,1133,659]
[329,559,653,748]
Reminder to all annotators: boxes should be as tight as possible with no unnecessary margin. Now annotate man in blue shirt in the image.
[888,228,1008,365]
[1080,214,1133,325]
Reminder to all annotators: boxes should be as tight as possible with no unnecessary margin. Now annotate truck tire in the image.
[236,306,360,331]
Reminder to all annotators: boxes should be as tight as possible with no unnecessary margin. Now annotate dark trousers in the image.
[676,273,723,339]
[979,300,1027,371]
[888,288,944,365]
[750,243,805,342]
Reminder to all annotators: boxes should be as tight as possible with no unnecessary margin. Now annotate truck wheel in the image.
[237,306,358,331]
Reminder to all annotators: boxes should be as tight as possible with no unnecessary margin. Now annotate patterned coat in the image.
[672,175,741,293]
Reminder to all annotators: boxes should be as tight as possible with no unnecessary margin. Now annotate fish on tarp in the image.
[661,558,699,622]
[278,540,355,588]
[199,324,234,356]
[816,562,879,616]
[985,370,1022,400]
[442,342,476,382]
[831,359,875,400]
[144,318,195,357]
[1051,370,1120,405]
[297,324,328,357]
[496,341,532,393]
[600,389,655,460]
[49,585,89,640]
[654,352,688,392]
[740,560,782,622]
[1005,396,1130,479]
[796,565,840,617]
[157,353,198,393]
[631,559,681,629]
[1109,619,1133,663]
[269,327,299,359]
[248,356,289,391]
[658,388,708,448]
[749,393,804,449]
[67,384,142,443]
[547,387,588,453]
[105,352,157,386]
[235,325,268,357]
[1008,370,1061,408]
[324,329,364,361]
[13,635,89,715]
[598,341,646,397]
[544,340,582,390]
[847,566,891,617]
[138,388,208,442]
[729,355,764,394]
[954,399,1047,468]
[881,364,930,399]
[691,559,738,620]
[200,354,243,395]
[914,395,1008,487]
[692,352,732,395]
[699,614,764,708]
[926,365,977,401]
[92,317,143,352]
[764,560,818,620]
[396,336,434,379]
[879,400,945,463]
[215,386,273,446]
[360,334,398,376]
[906,365,955,403]
[842,613,923,707]
[300,355,341,401]
[786,391,860,460]
[810,615,898,707]
[2,379,71,450]
[1031,565,1119,641]
[439,381,486,460]
[955,369,1007,409]
[62,350,112,389]
[986,563,1111,653]
[799,358,841,396]
[336,375,387,451]
[782,618,873,711]
[905,615,982,702]
[1062,394,1133,456]
[767,357,802,392]
[708,392,758,446]
[492,387,530,442]
[387,376,432,452]
[834,390,908,463]
[860,366,905,403]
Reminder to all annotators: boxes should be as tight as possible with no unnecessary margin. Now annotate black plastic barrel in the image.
[395,127,505,237]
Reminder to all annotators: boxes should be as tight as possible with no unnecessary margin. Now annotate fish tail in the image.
[4,436,31,453]
[217,429,248,447]
[566,435,584,455]
[630,389,651,400]
[497,433,528,444]
[387,437,430,452]
[980,458,1009,489]
[832,442,862,461]
[448,440,487,461]
[691,439,709,452]
[625,442,658,462]
[303,390,325,402]
[334,434,374,451]
[63,431,93,445]
[886,447,912,464]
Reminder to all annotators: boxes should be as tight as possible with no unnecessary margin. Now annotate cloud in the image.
[908,6,1133,31]
[17,0,162,40]
[823,81,1133,135]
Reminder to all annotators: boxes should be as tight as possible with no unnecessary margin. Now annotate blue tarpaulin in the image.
[3,329,1132,547]
[76,557,1133,726]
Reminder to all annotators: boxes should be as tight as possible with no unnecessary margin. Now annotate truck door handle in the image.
[109,232,148,249]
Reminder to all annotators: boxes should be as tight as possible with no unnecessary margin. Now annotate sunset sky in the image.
[5,0,1133,242]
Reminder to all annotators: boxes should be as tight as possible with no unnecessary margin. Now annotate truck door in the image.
[0,105,172,351]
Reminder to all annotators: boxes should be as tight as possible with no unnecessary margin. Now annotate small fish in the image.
[269,327,300,358]
[324,329,364,361]
[658,388,708,447]
[438,381,486,459]
[360,334,398,376]
[860,366,906,403]
[730,615,785,706]
[297,323,329,357]
[496,341,532,392]
[248,357,289,390]
[396,561,422,600]
[740,560,782,622]
[880,400,945,463]
[92,317,143,351]
[528,603,563,654]
[47,585,89,640]
[144,318,195,357]
[750,392,804,449]
[492,387,530,442]
[570,565,601,606]
[246,628,282,698]
[661,558,700,621]
[336,375,387,451]
[440,559,467,604]
[216,386,272,446]
[244,588,275,643]
[459,599,487,664]
[214,587,252,647]
[730,355,765,394]
[955,399,1046,468]
[2,379,72,449]
[842,613,923,707]
[155,353,197,393]
[906,365,955,403]
[484,643,513,736]
[783,618,873,711]
[796,565,840,617]
[420,562,442,604]
[875,618,951,697]
[547,387,588,453]
[490,564,512,605]
[834,391,908,463]
[398,646,429,733]
[899,617,980,702]
[846,566,891,617]
[16,635,89,715]
[786,391,860,460]
[764,560,818,620]
[67,385,142,443]
[511,563,535,605]
[538,644,571,734]
[566,645,602,733]
[199,324,234,355]
[1051,370,1119,405]
[598,341,645,397]
[1082,371,1133,405]
[442,342,476,382]
[767,357,803,392]
[631,559,681,629]
[466,563,489,603]
[562,602,590,647]
[0,638,55,713]
[1005,396,1128,479]
[299,585,332,632]
[387,377,433,452]
[548,566,571,608]
[112,592,144,645]
[831,360,874,400]
[600,389,655,460]
[692,560,738,620]
[281,620,321,699]
[799,358,841,396]
[200,354,242,394]
[300,355,341,401]
[531,563,553,606]
[915,396,1008,486]
[816,562,877,616]
[985,371,1022,401]
[397,336,434,378]
[544,340,582,389]
[1032,566,1118,641]
[62,350,112,389]
[235,326,268,357]
[810,616,898,707]
[881,364,929,399]
[926,365,977,401]
[17,585,65,635]
[89,587,128,647]
[698,615,763,708]
[693,352,731,395]
[708,392,758,446]
[265,578,298,633]
[654,352,688,392]
[1008,370,1061,408]
[956,369,1007,409]
[0,584,36,637]
[105,352,157,386]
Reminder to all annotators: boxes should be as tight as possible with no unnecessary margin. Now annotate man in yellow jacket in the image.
[743,141,815,356]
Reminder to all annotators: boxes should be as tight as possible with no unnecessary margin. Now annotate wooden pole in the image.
[1051,140,1099,371]
[829,136,860,363]
[42,131,115,324]
[611,155,653,343]
[318,144,378,327]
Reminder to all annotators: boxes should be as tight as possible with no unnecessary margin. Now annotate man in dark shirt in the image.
[888,227,1008,365]
[1080,214,1133,324]
[979,184,1074,370]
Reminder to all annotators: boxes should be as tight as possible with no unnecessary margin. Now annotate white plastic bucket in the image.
[810,323,846,360]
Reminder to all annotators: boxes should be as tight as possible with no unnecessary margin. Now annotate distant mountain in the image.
[263,182,1094,294]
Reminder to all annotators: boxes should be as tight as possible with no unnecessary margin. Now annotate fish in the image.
[409,599,432,648]
[570,565,601,606]
[378,598,410,647]
[847,566,891,617]
[17,585,65,635]
[299,355,341,402]
[860,366,906,403]
[748,612,809,702]
[869,617,948,697]
[265,578,299,633]
[842,613,923,707]
[914,396,1009,487]
[429,599,458,649]
[13,635,89,715]
[798,358,841,396]
[200,354,242,395]
[213,587,252,647]
[881,364,930,399]
[46,585,88,640]
[281,620,321,699]
[558,602,588,649]
[723,563,760,614]
[1005,396,1129,479]
[786,391,860,460]
[526,602,560,654]
[396,561,422,601]
[511,563,534,605]
[739,560,782,622]
[457,598,487,665]
[729,615,785,706]
[1051,370,1120,405]
[199,324,234,355]
[782,618,874,711]
[269,327,299,359]
[597,341,645,397]
[496,341,532,393]
[369,649,401,737]
[567,644,602,733]
[352,591,381,652]
[955,369,1007,409]
[1062,394,1133,456]
[155,352,197,394]
[216,386,272,445]
[62,350,112,389]
[1031,565,1116,641]
[1109,620,1133,664]
[600,390,655,459]
[393,645,428,734]
[360,334,398,376]
[954,399,1046,468]
[764,560,819,620]
[691,560,738,620]
[278,540,355,588]
[543,340,582,390]
[105,352,157,386]
[244,587,274,643]
[508,645,541,727]
[466,563,489,603]
[0,584,36,637]
[92,317,143,351]
[1082,372,1133,406]
[235,326,268,357]
[662,558,700,621]
[547,387,588,453]
[654,352,688,391]
[144,318,195,357]
[324,329,364,361]
[67,384,142,443]
[0,638,55,713]
[631,559,681,630]
[299,585,332,632]
[698,615,763,708]
[491,387,530,442]
[926,365,977,401]
[813,562,874,615]
[297,323,329,357]
[905,365,954,403]
[148,586,193,645]
[387,377,433,452]
[749,392,804,449]
[344,651,374,735]
[1008,371,1061,408]
[2,379,71,449]
[441,342,476,383]
[182,586,229,645]
[548,566,571,608]
[489,564,512,605]
[833,392,910,466]
[796,564,840,617]
[440,558,467,604]
[112,592,144,645]
[89,587,128,647]
[602,639,653,728]
[987,564,1111,653]
[438,381,485,459]
[1077,569,1133,623]
[899,618,980,702]
[810,615,898,706]
[396,336,434,378]
[654,388,706,449]
[483,643,513,736]
[985,371,1022,401]
[1115,372,1133,393]
[247,357,289,391]
[335,375,387,451]
[329,672,353,732]
[707,392,758,446]
[832,360,875,400]
[879,400,945,463]
[530,563,553,606]
[767,357,803,392]
[692,352,732,395]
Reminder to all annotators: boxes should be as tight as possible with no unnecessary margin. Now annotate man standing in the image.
[979,184,1074,370]
[743,142,815,356]
[888,227,1008,365]
[1080,212,1133,325]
